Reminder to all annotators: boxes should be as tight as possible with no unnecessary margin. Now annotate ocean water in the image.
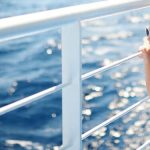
[0,1,150,150]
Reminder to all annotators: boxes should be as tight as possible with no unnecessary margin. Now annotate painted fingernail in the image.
[146,28,149,36]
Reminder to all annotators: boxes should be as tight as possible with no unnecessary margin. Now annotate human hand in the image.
[139,35,150,63]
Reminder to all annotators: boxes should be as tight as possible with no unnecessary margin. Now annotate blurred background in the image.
[0,0,150,150]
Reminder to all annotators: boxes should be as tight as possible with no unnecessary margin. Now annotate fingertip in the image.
[141,47,146,53]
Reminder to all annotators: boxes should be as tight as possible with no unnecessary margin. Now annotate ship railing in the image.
[0,0,150,149]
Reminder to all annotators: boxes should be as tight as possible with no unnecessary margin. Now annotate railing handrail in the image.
[137,140,150,150]
[82,51,142,80]
[0,51,142,116]
[1,1,150,149]
[82,96,149,140]
[0,82,69,116]
[0,0,150,43]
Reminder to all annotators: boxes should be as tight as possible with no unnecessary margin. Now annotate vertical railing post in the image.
[61,22,82,150]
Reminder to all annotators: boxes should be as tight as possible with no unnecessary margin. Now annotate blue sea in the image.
[0,1,150,150]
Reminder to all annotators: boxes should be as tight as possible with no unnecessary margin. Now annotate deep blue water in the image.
[0,1,150,150]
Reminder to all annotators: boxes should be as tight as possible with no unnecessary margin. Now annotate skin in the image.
[140,36,150,96]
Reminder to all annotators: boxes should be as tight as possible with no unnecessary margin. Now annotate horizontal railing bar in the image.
[82,51,142,80]
[0,82,69,116]
[137,140,150,150]
[82,96,149,140]
[0,0,150,43]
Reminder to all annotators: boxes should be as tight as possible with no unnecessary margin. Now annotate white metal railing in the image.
[137,140,150,150]
[0,51,143,116]
[82,51,142,80]
[0,0,150,150]
[0,0,150,43]
[82,96,149,140]
[0,83,69,116]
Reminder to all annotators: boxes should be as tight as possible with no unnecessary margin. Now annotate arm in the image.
[140,36,150,96]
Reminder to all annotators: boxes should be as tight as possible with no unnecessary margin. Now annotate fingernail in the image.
[146,28,149,36]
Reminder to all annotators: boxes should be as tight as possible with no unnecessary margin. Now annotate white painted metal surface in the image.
[82,96,149,140]
[137,140,150,150]
[0,83,69,116]
[61,22,82,150]
[82,51,142,80]
[0,51,142,116]
[0,1,150,150]
[0,0,150,43]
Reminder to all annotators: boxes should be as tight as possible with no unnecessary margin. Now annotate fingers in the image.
[147,36,150,44]
[142,47,147,55]
[139,45,150,60]
[143,36,150,45]
[139,35,150,60]
[138,42,150,55]
[140,46,149,54]
[138,45,145,58]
